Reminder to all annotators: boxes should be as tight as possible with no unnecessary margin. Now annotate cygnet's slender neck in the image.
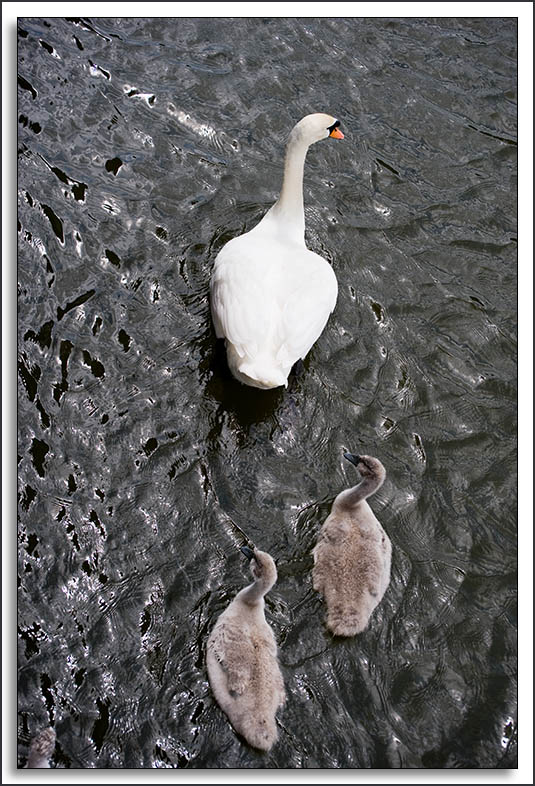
[336,473,383,510]
[270,131,309,240]
[238,574,274,606]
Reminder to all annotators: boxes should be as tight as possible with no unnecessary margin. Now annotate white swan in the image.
[206,546,286,751]
[210,113,343,389]
[313,453,391,636]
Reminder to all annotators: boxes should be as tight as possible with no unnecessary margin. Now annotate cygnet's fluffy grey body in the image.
[206,546,286,752]
[24,727,55,768]
[313,453,391,636]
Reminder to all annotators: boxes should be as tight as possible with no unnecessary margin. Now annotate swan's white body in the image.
[210,113,342,389]
[206,548,285,751]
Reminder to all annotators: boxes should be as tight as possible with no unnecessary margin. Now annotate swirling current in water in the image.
[17,17,517,769]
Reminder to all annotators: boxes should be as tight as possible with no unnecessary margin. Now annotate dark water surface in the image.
[17,16,517,769]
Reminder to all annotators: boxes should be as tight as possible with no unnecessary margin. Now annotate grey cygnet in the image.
[206,546,286,752]
[313,453,391,636]
[24,727,55,768]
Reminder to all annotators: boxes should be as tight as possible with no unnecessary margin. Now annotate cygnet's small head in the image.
[241,546,277,586]
[290,113,344,147]
[344,452,387,486]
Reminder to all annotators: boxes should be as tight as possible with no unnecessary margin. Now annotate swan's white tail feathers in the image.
[238,360,288,389]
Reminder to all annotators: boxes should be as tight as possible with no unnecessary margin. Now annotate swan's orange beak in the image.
[329,127,344,139]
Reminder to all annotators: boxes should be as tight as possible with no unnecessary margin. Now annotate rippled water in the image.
[17,16,517,769]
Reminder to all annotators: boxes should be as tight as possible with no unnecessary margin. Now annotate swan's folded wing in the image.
[210,241,273,356]
[280,257,338,362]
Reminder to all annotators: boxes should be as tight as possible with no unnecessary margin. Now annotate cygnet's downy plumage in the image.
[24,727,55,768]
[313,453,391,637]
[206,546,285,752]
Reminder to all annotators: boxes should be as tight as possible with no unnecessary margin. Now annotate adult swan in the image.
[210,113,343,389]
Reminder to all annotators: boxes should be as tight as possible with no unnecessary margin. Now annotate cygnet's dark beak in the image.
[343,452,361,467]
[240,545,255,561]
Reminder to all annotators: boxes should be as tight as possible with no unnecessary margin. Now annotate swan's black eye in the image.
[327,119,340,134]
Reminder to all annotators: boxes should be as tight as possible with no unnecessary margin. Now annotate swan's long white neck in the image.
[269,132,309,241]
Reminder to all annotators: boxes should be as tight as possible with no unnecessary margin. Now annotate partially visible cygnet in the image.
[206,546,286,752]
[313,453,391,636]
[24,727,55,768]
